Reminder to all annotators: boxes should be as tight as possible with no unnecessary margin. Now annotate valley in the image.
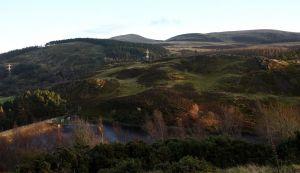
[0,30,300,172]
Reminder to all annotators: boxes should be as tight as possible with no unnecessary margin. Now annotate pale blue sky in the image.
[0,0,299,53]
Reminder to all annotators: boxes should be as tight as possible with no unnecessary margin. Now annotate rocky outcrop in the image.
[257,57,289,70]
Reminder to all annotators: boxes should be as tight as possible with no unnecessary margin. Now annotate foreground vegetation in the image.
[15,134,300,173]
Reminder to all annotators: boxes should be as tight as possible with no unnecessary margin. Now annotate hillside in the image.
[111,34,162,43]
[167,33,223,42]
[1,37,300,135]
[0,38,168,96]
[46,49,300,131]
[168,29,300,44]
[1,38,300,173]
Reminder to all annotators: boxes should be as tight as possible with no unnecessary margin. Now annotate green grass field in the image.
[0,96,14,104]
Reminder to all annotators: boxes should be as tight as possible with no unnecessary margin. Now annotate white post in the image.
[146,49,150,61]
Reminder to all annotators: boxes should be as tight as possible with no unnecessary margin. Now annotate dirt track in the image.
[0,118,57,140]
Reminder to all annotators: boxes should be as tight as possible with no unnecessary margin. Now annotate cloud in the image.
[150,18,181,26]
[83,24,123,35]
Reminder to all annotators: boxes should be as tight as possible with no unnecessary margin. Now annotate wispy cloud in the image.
[83,24,124,35]
[150,18,181,26]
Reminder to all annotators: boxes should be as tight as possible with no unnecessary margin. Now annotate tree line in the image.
[0,89,66,131]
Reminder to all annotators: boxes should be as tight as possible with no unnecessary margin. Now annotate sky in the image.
[0,0,300,53]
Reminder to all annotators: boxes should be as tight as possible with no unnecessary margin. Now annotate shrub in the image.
[257,104,300,143]
[277,132,300,164]
[219,164,295,173]
[155,137,275,168]
[98,159,142,173]
[137,67,170,86]
[72,119,98,146]
[16,157,52,173]
[198,136,275,168]
[16,137,280,172]
[166,156,215,173]
[88,143,132,172]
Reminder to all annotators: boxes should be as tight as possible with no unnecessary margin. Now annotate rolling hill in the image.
[167,33,223,42]
[0,35,300,128]
[167,29,300,44]
[0,35,300,150]
[0,38,168,96]
[111,34,162,43]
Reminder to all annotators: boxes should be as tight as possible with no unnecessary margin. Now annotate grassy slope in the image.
[83,54,300,101]
[0,96,13,104]
[94,58,230,94]
[72,54,300,122]
[80,58,300,136]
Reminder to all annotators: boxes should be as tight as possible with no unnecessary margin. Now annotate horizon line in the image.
[1,28,300,54]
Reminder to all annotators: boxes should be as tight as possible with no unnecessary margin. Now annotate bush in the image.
[166,156,215,173]
[157,137,275,168]
[89,142,132,172]
[16,137,281,172]
[17,145,90,173]
[277,132,300,164]
[257,104,300,143]
[198,136,275,168]
[98,159,142,173]
[125,141,154,169]
[219,164,295,173]
[137,67,170,86]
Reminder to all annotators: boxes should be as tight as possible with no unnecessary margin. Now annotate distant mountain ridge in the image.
[167,29,300,44]
[167,33,223,42]
[110,30,300,44]
[111,34,162,44]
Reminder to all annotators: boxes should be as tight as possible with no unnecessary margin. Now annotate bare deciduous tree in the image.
[97,117,104,143]
[255,103,300,173]
[217,105,244,136]
[257,103,300,143]
[176,117,186,139]
[72,119,98,146]
[145,109,167,140]
[112,121,122,142]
